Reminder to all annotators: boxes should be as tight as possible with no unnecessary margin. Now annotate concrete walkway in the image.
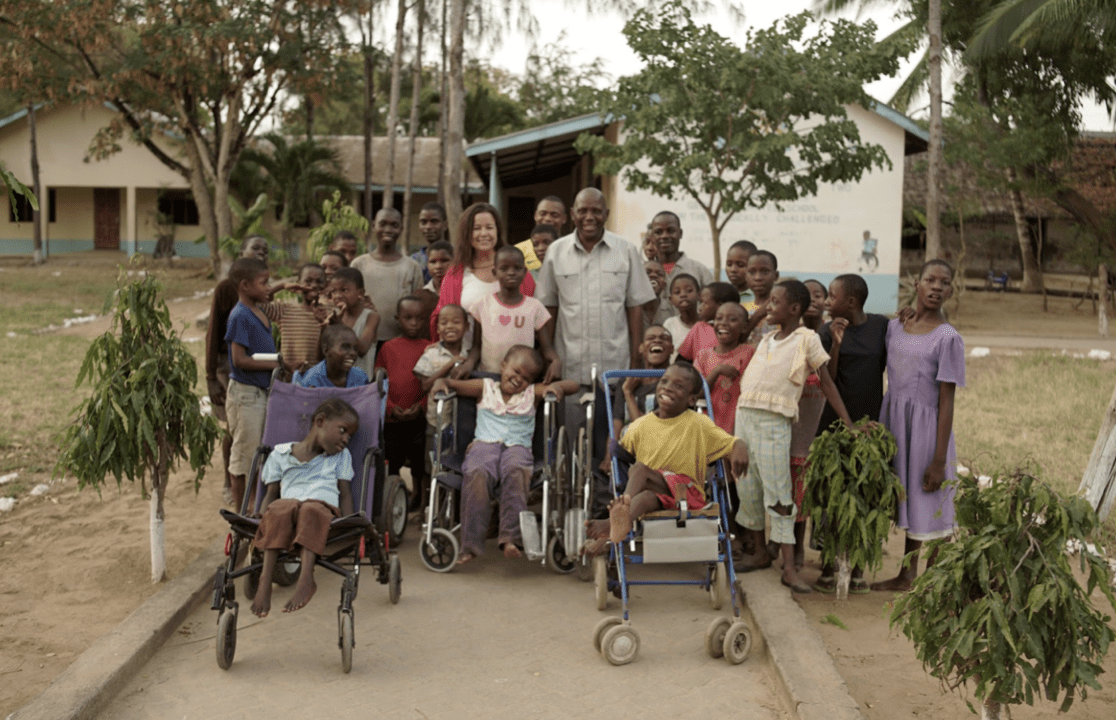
[960,331,1116,353]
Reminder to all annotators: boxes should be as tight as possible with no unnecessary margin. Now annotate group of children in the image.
[209,205,963,616]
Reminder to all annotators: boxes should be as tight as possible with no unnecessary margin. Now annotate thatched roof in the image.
[318,135,485,192]
[903,132,1116,219]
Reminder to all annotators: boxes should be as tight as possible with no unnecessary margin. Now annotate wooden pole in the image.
[1100,264,1108,338]
[1079,380,1116,522]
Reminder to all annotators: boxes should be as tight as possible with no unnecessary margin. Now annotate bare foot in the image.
[283,578,317,612]
[579,536,608,557]
[502,543,522,559]
[585,518,609,540]
[250,584,272,618]
[457,551,475,565]
[608,495,632,543]
[870,575,913,593]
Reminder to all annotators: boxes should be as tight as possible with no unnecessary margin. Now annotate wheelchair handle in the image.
[433,390,456,402]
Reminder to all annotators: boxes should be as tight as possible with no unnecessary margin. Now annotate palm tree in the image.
[969,0,1116,57]
[237,133,352,258]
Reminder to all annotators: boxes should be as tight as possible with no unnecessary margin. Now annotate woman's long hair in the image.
[454,202,505,269]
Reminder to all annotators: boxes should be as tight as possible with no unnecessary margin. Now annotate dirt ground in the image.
[4,257,1116,717]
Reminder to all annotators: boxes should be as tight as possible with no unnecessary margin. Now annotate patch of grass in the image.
[2,481,26,498]
[822,613,849,630]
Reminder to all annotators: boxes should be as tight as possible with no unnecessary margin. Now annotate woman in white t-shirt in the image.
[430,202,536,346]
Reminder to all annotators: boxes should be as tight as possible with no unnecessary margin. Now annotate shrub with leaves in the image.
[891,468,1116,719]
[306,190,370,261]
[803,421,905,599]
[55,272,221,582]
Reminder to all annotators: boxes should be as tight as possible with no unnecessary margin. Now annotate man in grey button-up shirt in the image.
[536,188,657,386]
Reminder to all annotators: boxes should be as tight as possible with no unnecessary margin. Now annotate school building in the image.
[466,105,929,315]
[0,102,483,259]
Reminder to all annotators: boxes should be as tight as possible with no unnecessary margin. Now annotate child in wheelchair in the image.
[432,344,578,564]
[250,398,358,617]
[584,362,749,555]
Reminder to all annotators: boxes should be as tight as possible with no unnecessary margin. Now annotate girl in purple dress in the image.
[871,260,965,592]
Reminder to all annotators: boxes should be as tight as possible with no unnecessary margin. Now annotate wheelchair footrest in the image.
[519,511,543,561]
[640,516,720,563]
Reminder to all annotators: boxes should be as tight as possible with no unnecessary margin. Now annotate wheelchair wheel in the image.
[592,616,623,653]
[593,556,609,611]
[387,553,402,605]
[339,611,354,674]
[419,527,458,573]
[705,616,732,659]
[723,621,753,665]
[709,562,728,610]
[600,623,640,666]
[546,535,576,575]
[381,476,409,546]
[216,606,237,670]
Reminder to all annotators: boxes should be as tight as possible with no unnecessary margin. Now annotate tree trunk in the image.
[150,431,170,583]
[835,553,851,601]
[402,0,425,246]
[437,0,449,206]
[442,0,466,230]
[1079,380,1116,522]
[382,0,407,216]
[28,104,43,265]
[705,210,722,280]
[362,7,376,225]
[980,699,1007,720]
[1006,168,1042,292]
[182,133,222,277]
[1100,264,1108,338]
[925,0,943,262]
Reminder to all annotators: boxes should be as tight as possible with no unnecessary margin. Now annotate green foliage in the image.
[822,613,849,631]
[1,163,37,221]
[891,468,1116,712]
[804,422,906,572]
[576,3,905,276]
[517,33,610,126]
[54,272,221,495]
[306,190,370,261]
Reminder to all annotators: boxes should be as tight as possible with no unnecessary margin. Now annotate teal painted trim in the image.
[1,238,210,258]
[717,268,901,316]
[869,100,929,143]
[465,113,609,157]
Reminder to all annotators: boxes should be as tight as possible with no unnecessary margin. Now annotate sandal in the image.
[812,575,836,594]
[849,577,870,595]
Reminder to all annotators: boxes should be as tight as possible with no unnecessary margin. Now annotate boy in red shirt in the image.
[374,297,431,500]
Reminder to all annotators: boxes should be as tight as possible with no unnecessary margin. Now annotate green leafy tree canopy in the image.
[576,2,908,276]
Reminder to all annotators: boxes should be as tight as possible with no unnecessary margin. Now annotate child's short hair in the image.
[421,201,447,220]
[920,259,954,279]
[299,262,324,277]
[729,240,757,254]
[751,249,778,271]
[670,360,704,394]
[333,267,364,289]
[229,257,268,286]
[240,235,269,253]
[669,272,700,292]
[777,279,811,316]
[495,244,525,263]
[333,230,359,243]
[833,274,867,307]
[530,224,558,240]
[504,344,544,378]
[321,249,348,267]
[428,240,453,256]
[397,295,423,313]
[644,323,668,338]
[653,210,681,226]
[705,281,739,305]
[313,397,359,426]
[320,323,357,354]
[437,303,467,322]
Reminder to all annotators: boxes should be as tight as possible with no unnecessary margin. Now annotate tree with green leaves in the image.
[56,273,221,583]
[891,468,1116,720]
[804,423,905,600]
[0,0,354,277]
[307,190,372,261]
[576,3,906,278]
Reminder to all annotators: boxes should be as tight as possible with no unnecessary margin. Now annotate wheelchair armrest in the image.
[433,389,456,402]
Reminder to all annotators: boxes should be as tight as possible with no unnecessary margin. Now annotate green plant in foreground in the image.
[306,190,370,261]
[55,271,221,582]
[821,613,849,631]
[891,469,1116,719]
[804,421,905,599]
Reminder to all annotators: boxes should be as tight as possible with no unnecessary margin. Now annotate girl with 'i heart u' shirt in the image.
[464,245,562,384]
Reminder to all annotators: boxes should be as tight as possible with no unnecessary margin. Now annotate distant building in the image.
[0,103,483,259]
[467,104,928,314]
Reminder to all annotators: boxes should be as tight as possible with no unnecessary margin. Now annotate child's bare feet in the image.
[608,494,633,543]
[579,536,608,557]
[250,584,272,618]
[585,518,609,539]
[283,577,317,612]
[457,551,475,565]
[502,543,522,559]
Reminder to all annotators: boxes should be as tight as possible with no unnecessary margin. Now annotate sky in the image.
[476,0,1114,132]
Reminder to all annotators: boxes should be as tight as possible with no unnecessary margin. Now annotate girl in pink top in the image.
[693,302,754,435]
[677,282,739,361]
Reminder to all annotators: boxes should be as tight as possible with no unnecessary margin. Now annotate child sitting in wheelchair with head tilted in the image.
[250,398,358,617]
[584,362,749,556]
[432,345,578,565]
